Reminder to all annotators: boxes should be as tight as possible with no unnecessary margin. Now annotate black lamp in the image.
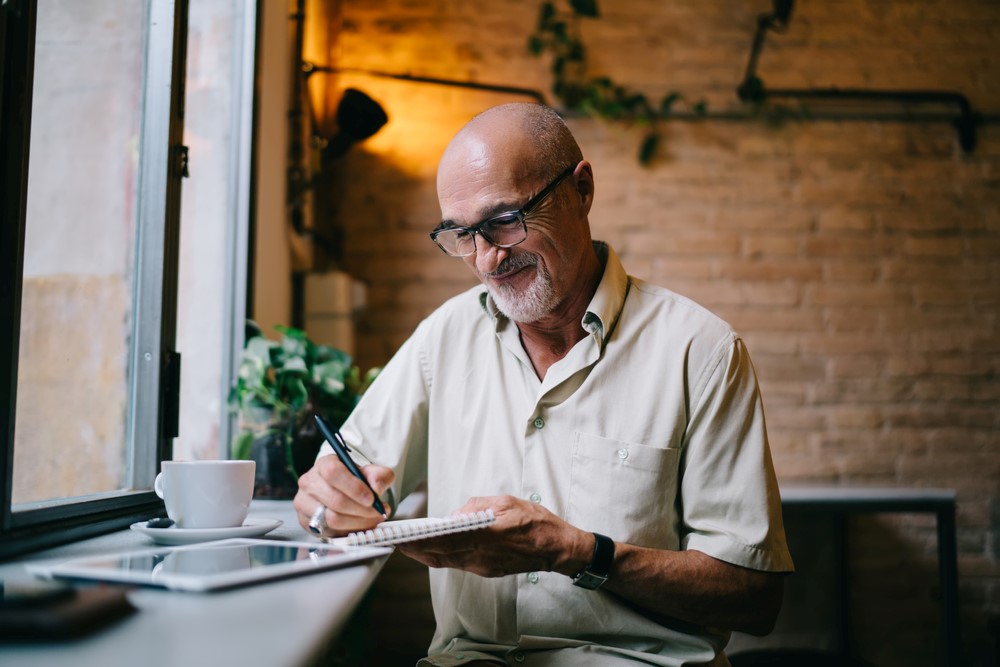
[772,0,794,26]
[319,88,388,163]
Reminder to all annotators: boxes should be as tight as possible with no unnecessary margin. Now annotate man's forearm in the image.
[554,528,784,636]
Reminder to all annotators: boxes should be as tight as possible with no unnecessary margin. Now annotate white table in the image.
[0,500,389,667]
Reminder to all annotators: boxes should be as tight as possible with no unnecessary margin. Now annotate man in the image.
[295,103,793,666]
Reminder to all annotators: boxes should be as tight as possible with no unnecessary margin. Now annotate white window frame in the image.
[0,0,191,558]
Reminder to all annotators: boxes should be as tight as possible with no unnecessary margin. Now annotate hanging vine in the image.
[528,0,706,165]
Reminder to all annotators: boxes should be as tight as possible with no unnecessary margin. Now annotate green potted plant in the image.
[227,322,380,498]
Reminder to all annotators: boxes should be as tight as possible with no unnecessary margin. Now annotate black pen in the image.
[314,414,388,518]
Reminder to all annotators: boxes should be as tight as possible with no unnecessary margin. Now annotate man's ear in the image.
[573,161,595,216]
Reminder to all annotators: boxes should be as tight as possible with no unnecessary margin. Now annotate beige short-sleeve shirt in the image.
[323,243,793,666]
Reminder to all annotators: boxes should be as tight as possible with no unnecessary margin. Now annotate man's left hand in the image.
[397,495,593,578]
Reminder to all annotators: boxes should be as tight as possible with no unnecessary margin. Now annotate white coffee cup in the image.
[153,460,256,529]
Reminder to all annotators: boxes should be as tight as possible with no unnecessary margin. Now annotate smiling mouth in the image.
[483,254,538,282]
[490,264,531,283]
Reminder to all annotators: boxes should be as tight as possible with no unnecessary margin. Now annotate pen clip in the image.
[315,414,354,455]
[333,432,352,453]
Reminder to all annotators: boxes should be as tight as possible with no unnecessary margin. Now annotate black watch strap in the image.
[572,532,614,590]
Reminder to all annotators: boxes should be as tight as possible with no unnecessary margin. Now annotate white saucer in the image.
[130,518,283,545]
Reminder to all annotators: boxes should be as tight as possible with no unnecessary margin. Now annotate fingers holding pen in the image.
[293,455,395,536]
[317,454,395,514]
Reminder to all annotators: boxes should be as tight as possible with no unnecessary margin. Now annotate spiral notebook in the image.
[329,509,495,547]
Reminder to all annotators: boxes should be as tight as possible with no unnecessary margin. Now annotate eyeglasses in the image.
[430,166,575,257]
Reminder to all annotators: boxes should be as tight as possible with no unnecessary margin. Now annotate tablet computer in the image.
[29,538,391,592]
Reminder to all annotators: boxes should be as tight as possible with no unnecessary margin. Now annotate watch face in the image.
[573,532,614,589]
[572,571,608,590]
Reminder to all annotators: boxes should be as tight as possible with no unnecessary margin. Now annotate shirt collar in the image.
[477,241,630,346]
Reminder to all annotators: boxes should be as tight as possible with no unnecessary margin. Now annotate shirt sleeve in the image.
[316,326,432,506]
[678,335,794,573]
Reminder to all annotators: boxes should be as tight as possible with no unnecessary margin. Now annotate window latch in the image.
[2,0,25,18]
[162,351,181,439]
[175,144,190,178]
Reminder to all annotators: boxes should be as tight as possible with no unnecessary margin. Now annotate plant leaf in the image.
[245,320,263,339]
[570,0,600,18]
[316,344,351,366]
[314,358,350,384]
[528,34,544,56]
[639,131,658,165]
[624,93,647,112]
[346,366,361,390]
[560,82,587,108]
[280,331,308,360]
[359,366,382,393]
[231,430,254,460]
[226,384,241,410]
[660,92,681,115]
[279,356,308,376]
[538,1,556,28]
[314,359,349,395]
[284,431,299,476]
[236,356,267,394]
[246,336,275,360]
[282,375,309,411]
[274,324,307,340]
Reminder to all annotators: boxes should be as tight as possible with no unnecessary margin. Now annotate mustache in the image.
[482,252,538,278]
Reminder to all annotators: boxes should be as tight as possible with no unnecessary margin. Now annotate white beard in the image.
[484,254,558,323]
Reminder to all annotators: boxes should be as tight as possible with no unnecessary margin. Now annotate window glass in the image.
[12,0,146,504]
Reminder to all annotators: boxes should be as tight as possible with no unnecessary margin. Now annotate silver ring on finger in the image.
[308,504,328,535]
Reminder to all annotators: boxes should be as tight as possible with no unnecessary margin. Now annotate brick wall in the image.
[314,1,1000,664]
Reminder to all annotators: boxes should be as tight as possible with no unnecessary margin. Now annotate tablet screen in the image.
[34,539,390,592]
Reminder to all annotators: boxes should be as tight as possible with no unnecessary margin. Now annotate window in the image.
[0,0,189,558]
[174,0,256,462]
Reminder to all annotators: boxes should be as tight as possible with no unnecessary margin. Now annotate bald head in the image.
[434,103,601,327]
[439,103,583,187]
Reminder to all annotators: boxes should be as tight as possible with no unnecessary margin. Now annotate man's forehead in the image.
[439,122,535,178]
[440,135,505,181]
[438,155,527,219]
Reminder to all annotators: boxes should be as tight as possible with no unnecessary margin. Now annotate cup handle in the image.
[154,472,165,499]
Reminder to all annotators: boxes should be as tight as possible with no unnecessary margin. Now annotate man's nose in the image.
[474,237,510,274]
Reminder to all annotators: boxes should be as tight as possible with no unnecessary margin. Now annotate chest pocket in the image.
[567,431,681,549]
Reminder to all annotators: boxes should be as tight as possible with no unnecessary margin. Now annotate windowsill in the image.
[0,499,396,666]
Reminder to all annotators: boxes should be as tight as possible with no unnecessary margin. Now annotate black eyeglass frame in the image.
[429,165,576,257]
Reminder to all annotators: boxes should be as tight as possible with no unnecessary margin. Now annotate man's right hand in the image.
[293,454,395,537]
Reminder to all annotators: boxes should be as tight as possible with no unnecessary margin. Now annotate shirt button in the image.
[529,493,541,503]
[533,417,545,429]
[617,448,629,460]
[514,653,526,663]
[528,572,539,584]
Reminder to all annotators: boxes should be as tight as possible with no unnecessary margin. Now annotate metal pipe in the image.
[735,0,982,151]
[306,63,549,106]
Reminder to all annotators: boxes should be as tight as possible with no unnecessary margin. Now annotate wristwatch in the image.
[572,532,614,590]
